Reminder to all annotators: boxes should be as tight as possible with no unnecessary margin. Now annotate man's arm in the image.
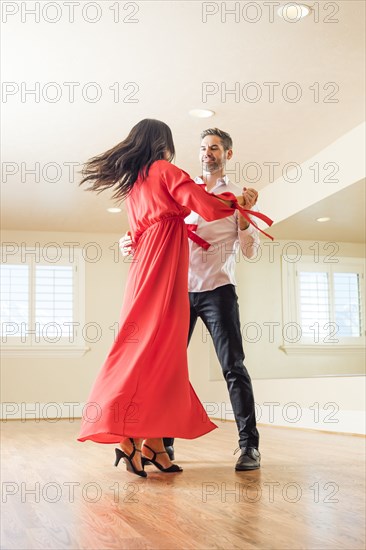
[238,187,258,230]
[238,187,260,259]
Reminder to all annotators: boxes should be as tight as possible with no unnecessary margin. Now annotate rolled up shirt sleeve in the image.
[237,204,260,258]
[238,223,260,259]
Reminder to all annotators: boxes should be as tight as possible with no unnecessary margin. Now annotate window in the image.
[1,246,86,356]
[281,256,365,353]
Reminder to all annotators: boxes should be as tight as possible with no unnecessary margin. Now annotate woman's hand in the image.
[119,231,134,257]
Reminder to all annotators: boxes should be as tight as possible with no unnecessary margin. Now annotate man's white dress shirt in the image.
[186,176,260,293]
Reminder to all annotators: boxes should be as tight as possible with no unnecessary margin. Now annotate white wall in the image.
[1,232,365,434]
[188,240,365,435]
[1,230,129,417]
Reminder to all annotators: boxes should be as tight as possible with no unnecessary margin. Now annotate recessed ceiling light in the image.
[107,208,122,213]
[189,109,215,118]
[277,4,310,20]
[316,217,331,223]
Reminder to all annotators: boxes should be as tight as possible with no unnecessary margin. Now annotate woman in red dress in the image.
[78,119,244,477]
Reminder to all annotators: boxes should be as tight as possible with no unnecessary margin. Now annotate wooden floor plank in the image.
[1,419,365,549]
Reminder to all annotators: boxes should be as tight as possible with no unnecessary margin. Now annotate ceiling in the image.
[271,177,366,243]
[1,0,365,241]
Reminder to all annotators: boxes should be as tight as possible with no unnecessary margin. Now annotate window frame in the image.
[1,246,88,357]
[281,255,365,355]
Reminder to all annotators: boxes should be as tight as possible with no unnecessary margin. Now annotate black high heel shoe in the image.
[114,439,147,478]
[141,444,183,473]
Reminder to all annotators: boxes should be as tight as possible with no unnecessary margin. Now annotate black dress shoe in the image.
[235,447,261,471]
[165,445,175,461]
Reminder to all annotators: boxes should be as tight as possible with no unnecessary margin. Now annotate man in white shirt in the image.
[121,128,261,470]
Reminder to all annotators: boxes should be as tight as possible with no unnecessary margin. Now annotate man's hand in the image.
[242,187,258,210]
[119,231,134,257]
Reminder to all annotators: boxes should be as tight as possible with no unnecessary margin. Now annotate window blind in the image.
[333,272,361,337]
[299,271,330,337]
[35,265,74,338]
[0,264,29,337]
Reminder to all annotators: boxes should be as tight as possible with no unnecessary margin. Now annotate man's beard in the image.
[202,159,225,174]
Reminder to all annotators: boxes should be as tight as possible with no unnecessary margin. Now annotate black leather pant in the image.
[164,284,259,450]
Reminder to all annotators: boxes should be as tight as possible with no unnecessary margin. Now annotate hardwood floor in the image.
[1,419,365,549]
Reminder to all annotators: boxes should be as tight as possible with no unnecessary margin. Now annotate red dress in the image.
[78,160,236,443]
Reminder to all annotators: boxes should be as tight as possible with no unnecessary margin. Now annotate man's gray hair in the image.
[201,128,233,151]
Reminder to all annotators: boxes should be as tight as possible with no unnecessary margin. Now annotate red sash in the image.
[187,193,274,249]
[186,224,211,250]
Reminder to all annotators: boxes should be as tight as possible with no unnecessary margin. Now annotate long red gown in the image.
[78,160,236,443]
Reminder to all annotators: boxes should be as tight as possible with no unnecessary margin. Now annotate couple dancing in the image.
[78,119,272,477]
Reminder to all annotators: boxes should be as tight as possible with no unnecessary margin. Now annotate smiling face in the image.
[199,134,233,175]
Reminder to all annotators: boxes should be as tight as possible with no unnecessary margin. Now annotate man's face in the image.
[199,135,232,174]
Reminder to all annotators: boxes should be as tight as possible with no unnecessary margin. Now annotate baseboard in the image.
[1,401,365,435]
[209,403,365,435]
[0,402,85,421]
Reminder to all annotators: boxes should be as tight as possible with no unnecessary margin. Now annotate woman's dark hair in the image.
[79,119,175,201]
